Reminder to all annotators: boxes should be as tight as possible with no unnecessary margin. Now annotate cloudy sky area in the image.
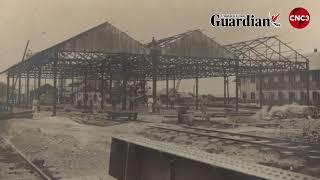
[0,0,319,95]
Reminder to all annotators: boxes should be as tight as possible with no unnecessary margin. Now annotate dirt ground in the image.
[0,107,319,179]
[0,111,148,180]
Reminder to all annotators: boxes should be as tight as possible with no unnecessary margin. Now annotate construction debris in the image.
[253,104,319,120]
[302,119,320,143]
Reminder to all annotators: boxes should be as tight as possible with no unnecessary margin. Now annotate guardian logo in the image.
[289,7,310,29]
[210,13,280,28]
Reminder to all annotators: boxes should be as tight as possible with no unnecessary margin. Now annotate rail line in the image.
[148,124,320,160]
[0,136,53,180]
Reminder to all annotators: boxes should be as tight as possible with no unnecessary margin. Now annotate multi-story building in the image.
[240,50,320,106]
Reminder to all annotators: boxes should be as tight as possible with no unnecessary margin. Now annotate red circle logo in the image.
[289,7,310,29]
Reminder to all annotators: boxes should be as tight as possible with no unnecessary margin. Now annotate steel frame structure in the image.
[225,35,310,107]
[4,50,308,79]
[224,36,308,62]
[1,35,309,115]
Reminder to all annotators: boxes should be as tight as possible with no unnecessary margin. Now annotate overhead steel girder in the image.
[224,36,309,63]
[5,48,307,80]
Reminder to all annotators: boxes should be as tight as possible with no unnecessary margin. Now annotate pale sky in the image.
[0,0,319,96]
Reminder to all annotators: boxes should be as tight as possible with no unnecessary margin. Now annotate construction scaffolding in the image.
[1,22,309,115]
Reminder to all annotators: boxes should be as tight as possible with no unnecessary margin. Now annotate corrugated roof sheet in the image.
[2,21,148,74]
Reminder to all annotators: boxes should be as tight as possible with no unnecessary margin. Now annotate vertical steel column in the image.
[121,59,128,110]
[18,74,21,105]
[59,74,64,103]
[37,67,41,111]
[71,69,74,105]
[108,61,113,106]
[140,76,145,93]
[223,70,227,106]
[172,75,176,109]
[84,70,88,107]
[166,73,169,110]
[24,77,27,104]
[71,69,74,95]
[108,59,112,97]
[26,71,30,107]
[306,60,310,105]
[122,77,127,110]
[288,62,292,104]
[11,74,15,106]
[235,60,239,112]
[227,76,230,104]
[151,38,160,113]
[6,75,10,108]
[109,76,112,99]
[195,76,199,110]
[100,61,106,110]
[259,66,263,108]
[33,72,36,92]
[52,56,58,116]
[173,76,176,91]
[152,75,157,111]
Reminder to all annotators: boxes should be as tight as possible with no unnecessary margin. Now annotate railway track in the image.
[0,136,53,180]
[68,113,130,127]
[148,124,320,161]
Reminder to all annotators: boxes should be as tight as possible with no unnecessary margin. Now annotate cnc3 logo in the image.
[289,7,310,29]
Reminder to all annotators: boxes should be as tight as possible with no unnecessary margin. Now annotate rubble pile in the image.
[253,104,319,120]
[302,119,320,143]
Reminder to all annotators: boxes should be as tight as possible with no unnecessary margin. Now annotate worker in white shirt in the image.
[147,96,153,113]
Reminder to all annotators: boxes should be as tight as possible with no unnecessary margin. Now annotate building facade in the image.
[240,51,320,106]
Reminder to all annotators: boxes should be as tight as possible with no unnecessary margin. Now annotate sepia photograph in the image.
[0,0,319,179]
